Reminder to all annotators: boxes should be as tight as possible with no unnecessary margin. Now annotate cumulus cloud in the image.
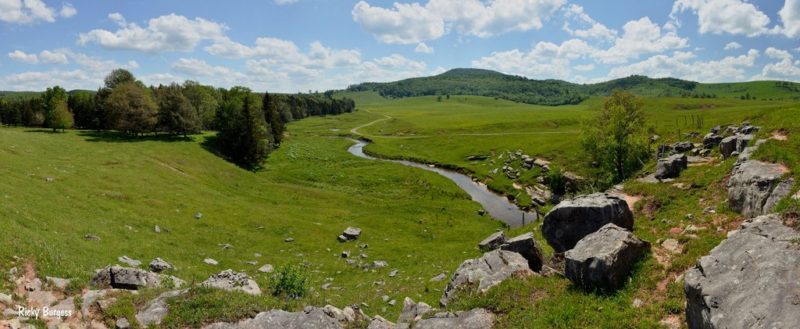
[0,0,74,23]
[0,50,138,91]
[670,0,772,37]
[78,13,227,53]
[607,49,759,82]
[777,0,800,37]
[8,50,39,64]
[275,0,298,4]
[724,42,741,50]
[351,0,565,44]
[755,47,800,80]
[39,50,68,64]
[593,17,688,64]
[471,39,595,79]
[562,4,617,42]
[415,42,434,54]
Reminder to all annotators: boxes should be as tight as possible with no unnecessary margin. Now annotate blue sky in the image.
[0,0,798,92]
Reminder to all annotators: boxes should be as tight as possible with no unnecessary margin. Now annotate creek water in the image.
[347,139,537,228]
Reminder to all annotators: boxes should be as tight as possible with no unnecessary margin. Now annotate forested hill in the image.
[347,68,800,105]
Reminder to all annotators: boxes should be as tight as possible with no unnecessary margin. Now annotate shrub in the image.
[270,264,308,299]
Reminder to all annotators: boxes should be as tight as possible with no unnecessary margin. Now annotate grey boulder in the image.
[702,133,722,149]
[671,141,693,153]
[440,250,532,306]
[136,290,187,327]
[684,214,800,329]
[342,227,362,240]
[478,231,506,252]
[542,193,634,253]
[91,266,183,290]
[201,269,261,295]
[719,136,738,158]
[149,258,173,273]
[654,153,687,179]
[564,224,649,291]
[500,232,544,272]
[727,160,793,218]
[413,308,495,329]
[397,297,433,324]
[203,307,343,329]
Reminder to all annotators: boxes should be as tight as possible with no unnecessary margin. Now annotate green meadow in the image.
[2,91,799,327]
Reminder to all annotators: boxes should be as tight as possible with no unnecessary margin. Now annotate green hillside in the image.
[347,68,800,105]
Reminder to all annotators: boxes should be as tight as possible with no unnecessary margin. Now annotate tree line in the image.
[0,69,355,169]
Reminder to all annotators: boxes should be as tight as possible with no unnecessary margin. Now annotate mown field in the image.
[2,91,799,328]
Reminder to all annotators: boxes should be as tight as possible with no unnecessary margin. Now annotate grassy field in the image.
[2,91,799,328]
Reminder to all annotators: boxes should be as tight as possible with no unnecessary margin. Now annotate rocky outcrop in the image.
[719,136,738,158]
[440,250,532,306]
[542,193,634,253]
[702,133,722,149]
[727,160,793,218]
[478,231,506,252]
[91,266,184,290]
[136,290,187,327]
[500,232,544,272]
[671,141,693,153]
[204,307,344,329]
[413,309,495,329]
[201,269,261,295]
[398,297,433,324]
[654,153,687,179]
[684,214,800,329]
[564,224,649,291]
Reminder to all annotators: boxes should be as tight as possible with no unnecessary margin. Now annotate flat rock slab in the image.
[413,308,495,329]
[565,223,649,291]
[478,231,506,252]
[91,266,172,290]
[342,227,362,240]
[727,160,793,218]
[201,269,261,295]
[684,214,800,329]
[136,290,187,327]
[542,193,634,253]
[440,250,532,306]
[203,307,343,329]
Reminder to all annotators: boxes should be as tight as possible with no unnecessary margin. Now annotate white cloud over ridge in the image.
[0,0,76,24]
[351,0,565,44]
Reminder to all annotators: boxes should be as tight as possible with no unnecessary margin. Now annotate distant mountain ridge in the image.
[347,68,800,105]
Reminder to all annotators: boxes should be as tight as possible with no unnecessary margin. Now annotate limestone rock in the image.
[258,264,274,273]
[413,308,495,329]
[684,214,800,329]
[342,227,362,241]
[136,290,187,327]
[542,193,634,253]
[91,266,166,290]
[398,297,433,324]
[117,256,141,267]
[149,258,173,273]
[654,153,688,179]
[727,160,793,218]
[565,224,650,291]
[203,307,343,329]
[499,232,544,272]
[201,269,261,295]
[440,250,532,306]
[702,133,722,149]
[478,231,506,252]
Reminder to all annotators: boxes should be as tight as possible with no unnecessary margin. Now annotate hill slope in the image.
[347,68,800,105]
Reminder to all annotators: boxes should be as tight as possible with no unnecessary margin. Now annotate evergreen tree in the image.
[217,87,272,169]
[157,83,200,136]
[262,91,286,144]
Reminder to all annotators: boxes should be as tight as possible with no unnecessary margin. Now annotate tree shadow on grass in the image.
[24,128,64,134]
[78,130,195,143]
[200,134,264,171]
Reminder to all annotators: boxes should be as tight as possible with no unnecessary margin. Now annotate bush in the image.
[270,264,308,299]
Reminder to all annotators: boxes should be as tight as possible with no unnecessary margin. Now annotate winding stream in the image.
[347,139,537,228]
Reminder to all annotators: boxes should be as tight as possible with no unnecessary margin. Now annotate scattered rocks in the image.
[258,264,274,273]
[727,160,793,218]
[565,224,650,291]
[654,153,688,179]
[661,239,683,254]
[702,133,722,149]
[684,214,800,329]
[204,258,219,266]
[149,258,173,273]
[499,232,544,272]
[542,193,634,253]
[204,307,344,329]
[478,231,506,252]
[341,227,362,241]
[413,308,495,329]
[117,256,142,267]
[91,266,181,290]
[671,141,693,153]
[201,269,261,295]
[45,276,71,290]
[440,250,532,306]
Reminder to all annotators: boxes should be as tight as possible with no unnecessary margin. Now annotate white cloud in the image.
[574,63,595,71]
[778,0,800,37]
[756,47,800,81]
[59,3,76,18]
[0,0,75,23]
[593,17,689,64]
[0,50,139,91]
[670,0,771,37]
[415,42,434,54]
[607,49,759,82]
[8,50,38,64]
[78,13,227,53]
[471,39,595,79]
[562,4,617,42]
[765,47,792,60]
[351,1,444,44]
[275,0,298,4]
[724,42,742,50]
[351,0,565,44]
[39,50,68,64]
